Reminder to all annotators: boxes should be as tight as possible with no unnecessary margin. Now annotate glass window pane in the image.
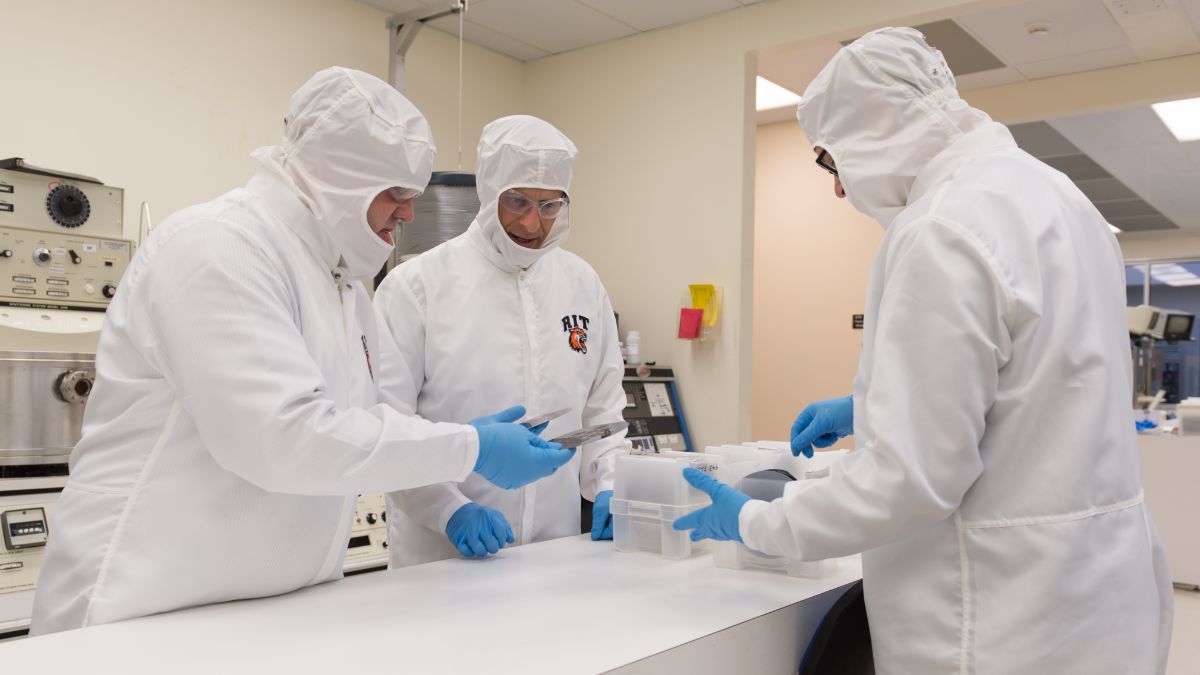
[1126,264,1145,307]
[1147,261,1200,403]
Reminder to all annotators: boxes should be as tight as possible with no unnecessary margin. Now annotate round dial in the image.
[46,185,91,228]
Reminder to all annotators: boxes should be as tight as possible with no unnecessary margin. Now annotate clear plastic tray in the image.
[611,497,703,560]
[712,540,833,578]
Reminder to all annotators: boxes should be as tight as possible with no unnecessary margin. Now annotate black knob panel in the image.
[46,185,91,228]
[101,283,116,299]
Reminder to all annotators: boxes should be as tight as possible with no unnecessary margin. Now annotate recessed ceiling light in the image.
[756,76,802,112]
[1152,97,1200,142]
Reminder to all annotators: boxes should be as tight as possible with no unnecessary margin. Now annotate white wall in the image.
[522,0,993,448]
[0,0,523,241]
[752,121,882,440]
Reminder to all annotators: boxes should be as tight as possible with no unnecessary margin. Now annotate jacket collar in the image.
[244,169,342,277]
[908,122,1017,205]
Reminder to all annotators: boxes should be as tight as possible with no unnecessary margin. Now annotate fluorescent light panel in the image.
[1151,98,1200,142]
[1151,263,1200,286]
[756,76,801,112]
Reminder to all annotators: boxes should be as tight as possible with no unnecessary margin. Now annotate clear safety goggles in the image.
[388,186,423,201]
[498,189,569,220]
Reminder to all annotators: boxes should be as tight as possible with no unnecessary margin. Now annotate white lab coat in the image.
[376,116,628,567]
[739,29,1172,674]
[30,68,479,634]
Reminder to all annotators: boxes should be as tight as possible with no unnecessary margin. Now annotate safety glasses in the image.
[389,186,422,201]
[498,189,569,220]
[815,149,838,177]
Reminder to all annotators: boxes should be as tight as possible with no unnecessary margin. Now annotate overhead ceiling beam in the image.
[964,51,1200,124]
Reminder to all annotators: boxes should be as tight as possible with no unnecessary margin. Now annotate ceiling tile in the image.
[957,0,1131,66]
[1050,107,1177,150]
[576,0,737,32]
[427,15,550,61]
[1075,177,1140,202]
[1143,170,1200,217]
[1096,198,1163,220]
[915,19,1006,74]
[1142,143,1198,173]
[1107,214,1180,231]
[463,0,638,55]
[1103,0,1200,61]
[1184,0,1200,31]
[1011,45,1139,79]
[955,66,1026,91]
[1184,140,1200,166]
[1043,153,1113,181]
[1009,120,1081,158]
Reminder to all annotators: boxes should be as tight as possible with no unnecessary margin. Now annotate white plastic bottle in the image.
[626,330,641,365]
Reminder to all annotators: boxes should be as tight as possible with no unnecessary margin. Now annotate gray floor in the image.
[1169,589,1200,674]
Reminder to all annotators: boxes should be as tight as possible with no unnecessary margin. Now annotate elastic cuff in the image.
[434,494,474,533]
[738,500,771,551]
[463,425,481,477]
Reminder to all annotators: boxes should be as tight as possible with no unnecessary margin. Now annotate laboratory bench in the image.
[0,534,861,674]
[1139,433,1200,589]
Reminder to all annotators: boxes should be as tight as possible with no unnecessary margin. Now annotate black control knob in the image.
[365,513,377,525]
[101,283,116,299]
[0,249,12,258]
[380,510,386,522]
[69,249,82,264]
[34,248,52,265]
[46,185,91,228]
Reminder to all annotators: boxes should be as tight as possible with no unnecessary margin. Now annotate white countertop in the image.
[0,535,861,674]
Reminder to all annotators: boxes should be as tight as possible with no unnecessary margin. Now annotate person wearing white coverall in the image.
[673,28,1173,674]
[376,115,629,566]
[30,68,571,635]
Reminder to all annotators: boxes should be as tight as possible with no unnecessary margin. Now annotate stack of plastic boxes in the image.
[612,441,851,577]
[709,443,848,577]
[611,453,720,559]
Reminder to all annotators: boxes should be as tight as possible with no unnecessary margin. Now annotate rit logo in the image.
[562,314,590,354]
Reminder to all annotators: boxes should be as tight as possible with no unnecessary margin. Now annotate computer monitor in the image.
[1163,313,1194,342]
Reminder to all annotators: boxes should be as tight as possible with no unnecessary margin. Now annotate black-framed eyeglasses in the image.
[815,149,838,176]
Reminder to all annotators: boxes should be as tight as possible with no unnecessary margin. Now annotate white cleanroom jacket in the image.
[30,68,479,634]
[376,115,629,567]
[739,28,1172,675]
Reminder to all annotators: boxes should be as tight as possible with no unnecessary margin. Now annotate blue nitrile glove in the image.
[591,490,614,541]
[445,502,515,559]
[790,395,854,458]
[470,406,575,490]
[671,468,752,543]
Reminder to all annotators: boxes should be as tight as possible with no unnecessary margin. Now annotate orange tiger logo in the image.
[568,326,588,354]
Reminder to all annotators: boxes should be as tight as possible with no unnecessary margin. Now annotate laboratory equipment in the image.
[549,421,628,448]
[1128,304,1196,405]
[344,493,389,574]
[377,171,477,287]
[621,365,691,453]
[0,159,133,638]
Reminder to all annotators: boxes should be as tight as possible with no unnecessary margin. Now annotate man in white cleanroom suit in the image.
[674,28,1172,674]
[376,116,629,565]
[31,69,571,634]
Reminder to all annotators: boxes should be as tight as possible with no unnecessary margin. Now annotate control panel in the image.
[0,166,124,240]
[0,488,59,633]
[344,493,388,573]
[1,508,48,551]
[0,225,131,311]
